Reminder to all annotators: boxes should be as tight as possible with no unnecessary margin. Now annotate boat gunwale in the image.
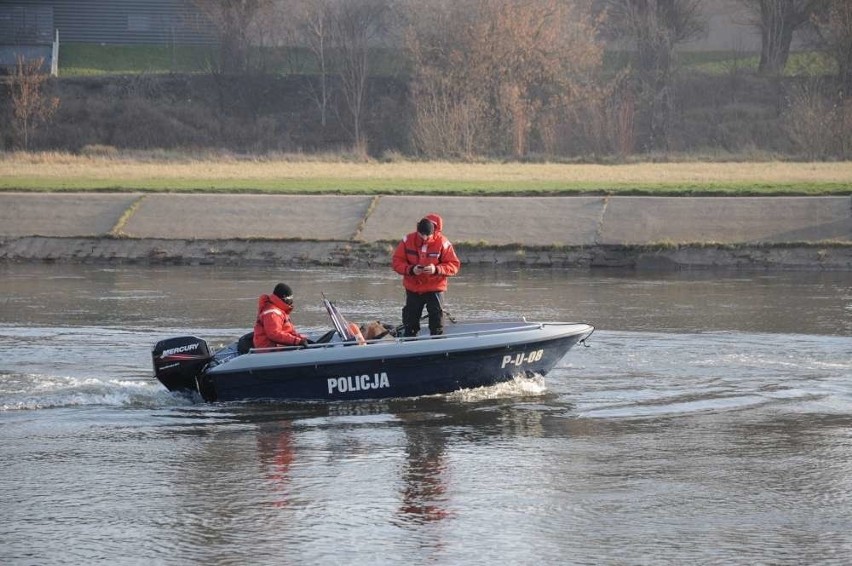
[207,321,594,375]
[252,320,591,351]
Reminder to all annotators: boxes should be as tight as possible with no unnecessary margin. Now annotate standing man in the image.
[253,283,310,349]
[392,213,461,337]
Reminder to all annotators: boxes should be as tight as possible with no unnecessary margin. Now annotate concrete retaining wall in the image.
[1,193,850,269]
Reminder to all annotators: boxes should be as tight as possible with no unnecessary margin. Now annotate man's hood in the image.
[423,213,443,233]
[257,293,293,314]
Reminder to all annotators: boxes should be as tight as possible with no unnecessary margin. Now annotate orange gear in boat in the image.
[348,322,367,345]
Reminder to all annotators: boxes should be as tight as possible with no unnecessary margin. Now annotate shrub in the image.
[784,79,845,159]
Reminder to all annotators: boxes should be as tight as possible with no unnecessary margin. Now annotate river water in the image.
[1,264,850,565]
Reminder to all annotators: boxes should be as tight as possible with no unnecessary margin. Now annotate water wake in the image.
[448,374,548,402]
[0,372,191,411]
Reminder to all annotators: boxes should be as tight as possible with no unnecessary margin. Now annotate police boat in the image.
[152,298,594,403]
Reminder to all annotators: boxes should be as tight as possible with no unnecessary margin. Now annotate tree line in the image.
[4,0,852,159]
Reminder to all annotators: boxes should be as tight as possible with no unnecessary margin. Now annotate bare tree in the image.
[281,0,335,127]
[404,0,482,157]
[736,0,825,76]
[811,0,852,92]
[193,0,276,73]
[609,0,704,74]
[607,0,705,150]
[328,0,388,154]
[10,56,60,150]
[406,0,605,158]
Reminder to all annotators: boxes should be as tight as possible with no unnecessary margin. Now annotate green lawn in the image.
[59,43,831,78]
[58,43,408,77]
[2,154,850,196]
[2,176,851,196]
[59,44,219,75]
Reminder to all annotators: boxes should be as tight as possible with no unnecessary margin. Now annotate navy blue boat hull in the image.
[201,332,585,402]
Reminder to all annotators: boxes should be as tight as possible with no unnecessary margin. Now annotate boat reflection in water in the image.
[397,411,451,524]
[254,405,453,524]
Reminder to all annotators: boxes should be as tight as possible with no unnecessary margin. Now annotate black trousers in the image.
[402,290,444,337]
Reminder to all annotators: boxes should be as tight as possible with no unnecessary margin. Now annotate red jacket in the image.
[253,294,307,349]
[392,213,461,293]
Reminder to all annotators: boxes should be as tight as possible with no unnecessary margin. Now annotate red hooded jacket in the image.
[392,213,461,293]
[253,293,307,349]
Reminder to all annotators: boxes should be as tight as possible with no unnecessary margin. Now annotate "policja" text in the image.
[328,372,390,394]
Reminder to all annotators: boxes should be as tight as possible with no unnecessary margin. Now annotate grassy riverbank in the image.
[1,152,851,195]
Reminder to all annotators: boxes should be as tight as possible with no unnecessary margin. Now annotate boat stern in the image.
[152,336,211,394]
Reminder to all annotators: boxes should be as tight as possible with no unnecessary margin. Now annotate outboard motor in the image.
[152,336,212,393]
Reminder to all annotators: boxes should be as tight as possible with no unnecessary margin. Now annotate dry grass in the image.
[1,152,850,194]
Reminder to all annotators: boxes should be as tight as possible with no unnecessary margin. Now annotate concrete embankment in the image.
[1,193,850,270]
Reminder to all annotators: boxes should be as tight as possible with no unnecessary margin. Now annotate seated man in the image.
[253,283,310,350]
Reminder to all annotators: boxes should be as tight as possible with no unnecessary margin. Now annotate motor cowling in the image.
[152,336,211,393]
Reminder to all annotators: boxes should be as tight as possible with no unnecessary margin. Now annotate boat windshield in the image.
[322,297,356,341]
